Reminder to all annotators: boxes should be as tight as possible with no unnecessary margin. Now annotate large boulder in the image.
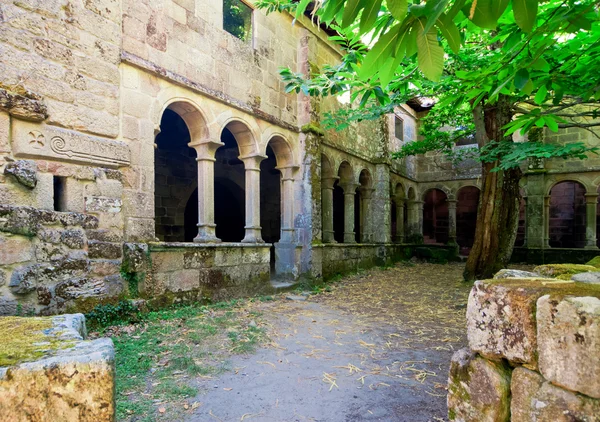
[537,295,600,399]
[0,314,115,421]
[510,367,600,422]
[447,348,511,422]
[571,272,600,284]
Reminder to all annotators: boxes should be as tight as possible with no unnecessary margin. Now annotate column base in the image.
[322,230,336,244]
[194,225,221,243]
[343,233,356,243]
[585,245,599,250]
[242,227,264,244]
[280,228,295,243]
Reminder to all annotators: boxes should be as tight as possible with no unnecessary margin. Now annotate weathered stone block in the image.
[214,247,243,266]
[9,264,40,295]
[4,159,38,189]
[168,269,200,292]
[61,229,86,249]
[183,249,215,268]
[537,295,600,399]
[151,251,184,272]
[122,243,149,273]
[511,367,600,422]
[88,241,122,260]
[467,280,542,368]
[510,367,545,422]
[85,196,122,213]
[0,314,115,421]
[572,272,600,284]
[0,235,33,265]
[447,348,511,422]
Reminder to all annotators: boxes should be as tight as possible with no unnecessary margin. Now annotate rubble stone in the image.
[4,160,38,189]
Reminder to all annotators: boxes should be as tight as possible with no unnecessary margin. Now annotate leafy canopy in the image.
[257,0,600,170]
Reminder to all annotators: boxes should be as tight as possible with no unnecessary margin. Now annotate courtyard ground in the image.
[99,262,474,422]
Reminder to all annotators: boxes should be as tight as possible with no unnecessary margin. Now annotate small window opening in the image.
[394,117,404,141]
[223,0,253,42]
[53,176,67,212]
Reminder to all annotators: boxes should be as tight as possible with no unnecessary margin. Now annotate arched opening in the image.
[456,186,480,255]
[423,189,449,245]
[154,108,198,242]
[214,126,246,242]
[515,189,526,247]
[549,181,586,248]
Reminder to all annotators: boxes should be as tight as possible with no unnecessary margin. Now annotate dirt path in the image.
[183,263,471,422]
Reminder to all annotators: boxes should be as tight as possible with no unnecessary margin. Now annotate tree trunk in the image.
[464,95,522,281]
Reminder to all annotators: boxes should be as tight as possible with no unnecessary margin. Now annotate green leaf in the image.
[514,68,529,90]
[360,0,383,34]
[466,0,499,29]
[447,0,467,19]
[421,0,450,34]
[294,0,312,20]
[359,24,402,79]
[320,0,344,22]
[436,14,461,54]
[534,85,547,105]
[512,0,538,32]
[489,0,509,19]
[388,0,408,21]
[416,20,444,81]
[342,0,366,28]
[522,79,534,95]
[544,116,558,132]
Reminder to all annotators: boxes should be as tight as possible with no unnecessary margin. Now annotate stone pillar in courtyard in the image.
[279,166,298,243]
[525,172,546,249]
[321,176,338,243]
[585,193,599,249]
[360,187,375,243]
[543,195,551,248]
[241,154,267,243]
[407,200,424,242]
[394,197,405,243]
[447,199,458,245]
[371,164,391,243]
[189,139,224,243]
[340,182,358,243]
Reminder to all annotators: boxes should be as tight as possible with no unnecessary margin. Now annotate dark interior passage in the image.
[260,145,281,244]
[423,189,449,245]
[515,190,526,247]
[333,181,344,243]
[214,128,246,242]
[549,181,586,248]
[155,109,198,242]
[354,189,361,242]
[456,187,479,255]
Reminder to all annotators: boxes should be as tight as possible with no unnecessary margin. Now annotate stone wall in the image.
[128,242,273,307]
[448,277,600,421]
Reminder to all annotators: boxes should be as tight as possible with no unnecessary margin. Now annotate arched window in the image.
[456,186,480,255]
[549,181,586,248]
[423,189,449,245]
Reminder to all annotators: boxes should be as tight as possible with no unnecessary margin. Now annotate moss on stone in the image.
[0,317,72,367]
[586,256,600,268]
[301,123,325,137]
[533,263,597,278]
[483,277,600,299]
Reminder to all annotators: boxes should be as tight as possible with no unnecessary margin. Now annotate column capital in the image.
[277,165,300,180]
[585,193,599,204]
[360,187,375,199]
[322,175,340,189]
[446,198,458,209]
[340,182,359,194]
[188,138,224,160]
[393,196,406,205]
[239,154,268,170]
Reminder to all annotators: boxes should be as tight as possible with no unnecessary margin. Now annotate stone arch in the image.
[265,135,295,168]
[547,178,589,196]
[337,161,355,184]
[156,98,211,143]
[154,101,207,242]
[407,186,416,200]
[549,180,587,248]
[423,188,449,245]
[322,152,335,178]
[420,184,453,201]
[456,186,480,254]
[219,117,261,158]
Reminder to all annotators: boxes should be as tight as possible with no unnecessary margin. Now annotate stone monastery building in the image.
[1,0,599,315]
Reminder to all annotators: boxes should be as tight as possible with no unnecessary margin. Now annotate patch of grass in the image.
[102,299,267,422]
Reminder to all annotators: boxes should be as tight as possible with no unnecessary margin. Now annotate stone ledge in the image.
[148,241,273,250]
[0,313,115,421]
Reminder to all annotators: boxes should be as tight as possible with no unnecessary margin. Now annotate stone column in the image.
[447,199,458,246]
[321,176,339,243]
[279,166,298,243]
[394,198,405,243]
[543,195,551,248]
[360,187,375,243]
[240,154,267,243]
[585,193,599,249]
[407,200,424,242]
[525,173,546,249]
[189,139,224,243]
[340,183,358,243]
